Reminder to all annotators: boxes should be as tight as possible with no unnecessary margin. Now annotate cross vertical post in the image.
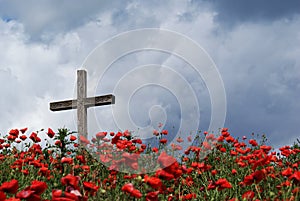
[49,69,115,140]
[77,70,87,138]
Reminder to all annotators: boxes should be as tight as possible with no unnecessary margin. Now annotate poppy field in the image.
[0,127,299,200]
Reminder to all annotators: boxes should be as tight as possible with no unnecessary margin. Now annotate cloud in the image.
[209,18,300,148]
[200,0,300,26]
[0,0,127,41]
[0,19,79,134]
[0,0,299,150]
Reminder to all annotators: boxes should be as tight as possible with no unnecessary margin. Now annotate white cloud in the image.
[0,19,77,134]
[0,0,127,41]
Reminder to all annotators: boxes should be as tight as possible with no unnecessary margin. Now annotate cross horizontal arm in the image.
[50,94,115,111]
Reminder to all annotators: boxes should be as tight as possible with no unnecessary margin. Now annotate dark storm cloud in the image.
[199,0,300,25]
[211,18,300,148]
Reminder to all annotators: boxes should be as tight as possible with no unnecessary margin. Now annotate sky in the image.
[0,0,299,150]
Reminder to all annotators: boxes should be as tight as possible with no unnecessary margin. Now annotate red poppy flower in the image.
[146,191,159,201]
[282,167,293,177]
[9,129,19,137]
[83,182,99,195]
[121,183,142,198]
[61,157,73,165]
[55,140,61,147]
[289,171,300,182]
[243,174,254,185]
[76,155,86,164]
[217,135,224,142]
[16,189,37,200]
[29,132,41,143]
[207,181,216,190]
[176,137,184,143]
[292,187,300,194]
[19,135,27,141]
[242,190,255,200]
[260,145,272,153]
[7,135,17,141]
[96,132,107,139]
[161,130,168,135]
[211,169,217,176]
[0,179,19,194]
[153,130,159,136]
[215,178,232,190]
[121,183,134,193]
[225,136,235,143]
[181,193,196,200]
[20,127,28,134]
[131,189,142,198]
[132,139,142,144]
[61,174,79,188]
[158,151,173,165]
[203,141,211,150]
[221,130,230,137]
[0,191,6,200]
[81,165,90,172]
[70,135,77,141]
[29,180,47,195]
[144,175,162,189]
[155,169,174,180]
[159,138,168,144]
[21,169,29,175]
[222,127,228,132]
[182,176,194,186]
[38,166,50,177]
[52,189,79,201]
[79,136,90,144]
[252,169,266,183]
[249,139,258,146]
[47,128,55,138]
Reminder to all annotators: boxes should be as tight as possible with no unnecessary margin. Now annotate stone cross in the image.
[50,69,115,138]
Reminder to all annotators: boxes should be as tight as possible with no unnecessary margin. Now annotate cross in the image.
[50,69,115,139]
